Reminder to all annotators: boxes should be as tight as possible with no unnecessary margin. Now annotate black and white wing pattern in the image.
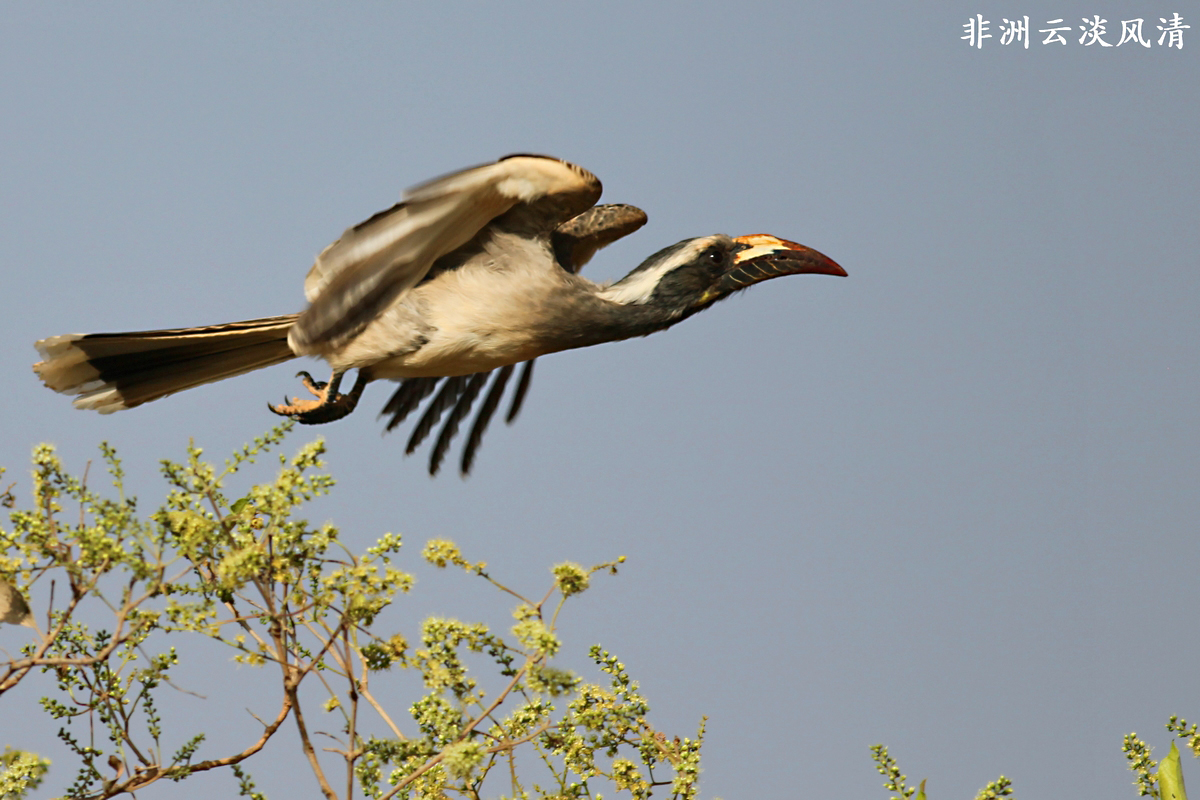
[293,155,602,355]
[379,202,648,475]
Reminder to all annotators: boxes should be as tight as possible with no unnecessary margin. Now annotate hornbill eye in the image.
[705,248,724,265]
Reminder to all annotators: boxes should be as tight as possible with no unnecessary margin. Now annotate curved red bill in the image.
[723,234,847,289]
[710,232,844,296]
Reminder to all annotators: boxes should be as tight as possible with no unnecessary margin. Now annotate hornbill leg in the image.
[269,370,370,425]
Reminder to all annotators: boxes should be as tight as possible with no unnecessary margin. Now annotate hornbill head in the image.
[601,233,846,321]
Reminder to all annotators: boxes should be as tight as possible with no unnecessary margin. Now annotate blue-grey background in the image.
[2,3,1197,797]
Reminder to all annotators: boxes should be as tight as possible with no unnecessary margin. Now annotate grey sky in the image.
[3,3,1198,797]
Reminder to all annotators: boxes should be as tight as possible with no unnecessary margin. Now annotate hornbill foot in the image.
[268,370,367,425]
[295,370,327,396]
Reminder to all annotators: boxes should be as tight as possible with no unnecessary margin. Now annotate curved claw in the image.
[266,370,368,425]
[296,371,327,396]
[269,398,295,417]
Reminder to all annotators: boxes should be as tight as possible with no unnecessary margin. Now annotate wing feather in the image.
[366,164,656,476]
[405,376,468,455]
[292,156,600,354]
[505,360,536,424]
[380,377,439,431]
[429,372,488,475]
[460,364,514,475]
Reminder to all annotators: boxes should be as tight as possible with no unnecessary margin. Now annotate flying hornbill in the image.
[33,155,846,475]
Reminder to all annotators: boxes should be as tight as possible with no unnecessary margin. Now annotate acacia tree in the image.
[0,423,705,799]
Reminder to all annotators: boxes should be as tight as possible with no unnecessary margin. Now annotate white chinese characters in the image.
[1000,17,1030,48]
[962,14,992,48]
[963,14,1187,48]
[1158,13,1189,48]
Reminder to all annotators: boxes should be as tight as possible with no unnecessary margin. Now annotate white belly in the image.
[335,250,573,378]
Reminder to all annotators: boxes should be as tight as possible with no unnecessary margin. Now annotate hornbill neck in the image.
[539,291,691,352]
[537,232,846,355]
[528,238,709,355]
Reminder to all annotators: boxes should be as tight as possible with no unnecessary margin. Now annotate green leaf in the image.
[1160,741,1188,800]
[915,778,927,800]
[229,496,251,514]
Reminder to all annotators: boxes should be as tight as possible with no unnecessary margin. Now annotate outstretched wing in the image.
[551,203,648,274]
[292,155,601,355]
[378,202,648,476]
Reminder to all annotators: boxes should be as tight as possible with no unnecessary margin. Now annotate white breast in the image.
[341,234,582,379]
